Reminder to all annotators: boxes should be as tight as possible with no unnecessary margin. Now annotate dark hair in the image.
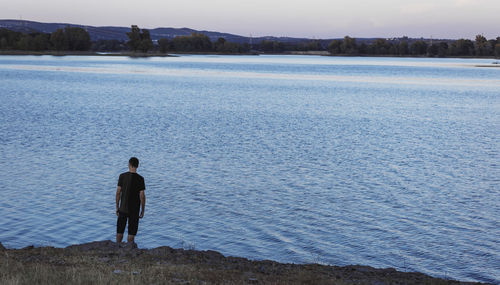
[129,157,139,168]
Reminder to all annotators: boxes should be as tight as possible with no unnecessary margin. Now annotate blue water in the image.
[0,55,499,283]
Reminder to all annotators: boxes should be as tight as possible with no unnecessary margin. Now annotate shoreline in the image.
[0,240,490,284]
[0,50,498,61]
[0,50,258,57]
[0,50,175,57]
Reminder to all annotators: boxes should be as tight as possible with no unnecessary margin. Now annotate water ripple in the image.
[0,55,498,283]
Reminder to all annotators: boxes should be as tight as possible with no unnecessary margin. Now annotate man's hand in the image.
[115,186,121,217]
[139,190,146,219]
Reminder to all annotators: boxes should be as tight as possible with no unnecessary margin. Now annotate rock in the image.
[132,270,141,275]
[22,245,34,250]
[112,269,123,274]
[0,242,5,251]
[350,265,374,272]
[120,242,137,249]
[204,250,224,260]
[259,265,269,274]
[382,267,396,273]
[66,240,118,251]
[148,246,175,256]
[248,277,258,283]
[55,260,65,265]
[118,244,140,258]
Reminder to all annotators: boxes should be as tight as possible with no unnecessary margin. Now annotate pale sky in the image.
[1,0,499,39]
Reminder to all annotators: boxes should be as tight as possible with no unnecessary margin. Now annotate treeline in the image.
[326,35,500,57]
[156,34,250,53]
[0,24,251,53]
[0,26,126,52]
[0,27,91,51]
[253,39,325,53]
[2,25,499,57]
[124,25,250,53]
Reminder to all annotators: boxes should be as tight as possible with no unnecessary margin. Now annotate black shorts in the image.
[117,212,139,235]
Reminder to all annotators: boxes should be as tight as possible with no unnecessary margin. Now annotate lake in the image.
[0,54,498,283]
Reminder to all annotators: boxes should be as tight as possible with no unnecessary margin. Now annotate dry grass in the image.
[0,242,489,285]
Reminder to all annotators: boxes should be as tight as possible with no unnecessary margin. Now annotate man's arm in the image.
[115,186,121,216]
[139,190,146,218]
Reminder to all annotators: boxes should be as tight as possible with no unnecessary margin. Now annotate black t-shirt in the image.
[117,172,145,216]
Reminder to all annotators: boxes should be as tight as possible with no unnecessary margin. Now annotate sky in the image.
[1,0,499,39]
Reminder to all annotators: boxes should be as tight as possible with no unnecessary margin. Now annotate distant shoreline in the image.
[0,50,174,57]
[1,50,498,61]
[0,50,258,57]
[0,240,491,284]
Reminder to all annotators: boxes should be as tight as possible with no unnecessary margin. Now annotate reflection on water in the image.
[4,63,500,87]
[0,55,498,283]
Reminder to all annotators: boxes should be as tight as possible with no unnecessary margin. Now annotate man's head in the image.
[129,157,139,170]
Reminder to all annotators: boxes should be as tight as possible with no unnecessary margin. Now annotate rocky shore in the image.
[0,241,490,284]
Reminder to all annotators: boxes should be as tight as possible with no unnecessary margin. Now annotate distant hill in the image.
[0,19,312,44]
[1,19,447,47]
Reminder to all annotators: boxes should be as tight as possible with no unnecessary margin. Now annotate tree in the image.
[49,27,90,51]
[398,39,409,55]
[0,28,22,49]
[214,37,226,52]
[190,33,212,51]
[449,39,474,56]
[32,34,49,51]
[496,37,500,58]
[138,29,153,52]
[371,38,388,54]
[91,39,125,52]
[427,44,439,57]
[410,40,428,55]
[474,34,489,56]
[259,40,284,53]
[158,38,169,53]
[126,25,153,53]
[64,27,91,51]
[1,26,89,52]
[358,43,368,54]
[218,41,240,53]
[328,39,341,54]
[239,43,251,53]
[127,25,142,52]
[387,43,398,55]
[50,29,66,51]
[341,36,357,54]
[300,40,322,51]
[213,37,246,53]
[488,39,497,55]
[17,35,34,50]
[171,33,213,52]
[438,42,449,57]
[171,36,191,51]
[0,37,7,49]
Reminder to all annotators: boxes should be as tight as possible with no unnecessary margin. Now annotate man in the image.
[116,157,146,244]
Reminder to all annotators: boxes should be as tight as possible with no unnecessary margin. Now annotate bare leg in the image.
[116,233,124,243]
[127,235,135,243]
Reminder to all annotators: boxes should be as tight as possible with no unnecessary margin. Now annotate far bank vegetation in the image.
[1,25,499,58]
